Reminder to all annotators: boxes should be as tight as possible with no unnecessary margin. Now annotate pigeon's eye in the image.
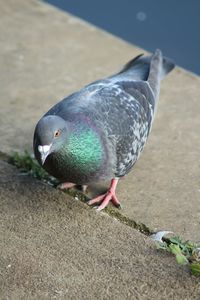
[54,129,61,138]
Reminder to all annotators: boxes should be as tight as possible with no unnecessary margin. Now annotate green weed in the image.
[156,235,200,276]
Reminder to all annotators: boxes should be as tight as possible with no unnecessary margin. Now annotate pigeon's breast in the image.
[44,125,115,184]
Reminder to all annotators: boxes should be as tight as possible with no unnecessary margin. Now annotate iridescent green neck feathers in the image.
[60,124,103,174]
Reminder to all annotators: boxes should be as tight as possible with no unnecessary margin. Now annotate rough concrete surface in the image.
[0,0,200,242]
[0,0,200,298]
[0,161,200,299]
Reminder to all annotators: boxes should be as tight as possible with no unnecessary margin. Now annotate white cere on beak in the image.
[38,144,52,165]
[38,145,51,153]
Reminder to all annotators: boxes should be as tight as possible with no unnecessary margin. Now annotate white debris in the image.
[150,230,173,243]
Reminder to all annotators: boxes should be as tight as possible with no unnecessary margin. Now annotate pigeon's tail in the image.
[147,49,175,98]
[118,53,150,81]
[118,49,175,98]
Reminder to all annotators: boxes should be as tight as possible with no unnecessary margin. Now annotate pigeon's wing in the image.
[89,80,155,177]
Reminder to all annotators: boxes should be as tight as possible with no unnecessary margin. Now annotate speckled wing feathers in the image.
[88,81,154,177]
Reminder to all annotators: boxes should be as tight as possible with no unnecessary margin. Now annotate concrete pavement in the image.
[0,0,200,298]
[1,161,200,299]
[1,0,199,241]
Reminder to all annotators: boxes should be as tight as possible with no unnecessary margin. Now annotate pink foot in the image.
[88,178,121,211]
[58,182,76,190]
[58,183,88,193]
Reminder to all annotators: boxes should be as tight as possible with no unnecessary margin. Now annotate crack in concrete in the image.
[65,188,153,236]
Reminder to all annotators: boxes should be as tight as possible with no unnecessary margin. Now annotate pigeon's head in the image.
[33,115,68,165]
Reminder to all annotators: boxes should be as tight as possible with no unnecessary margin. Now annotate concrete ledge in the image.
[0,0,200,298]
[1,0,200,241]
[1,161,199,299]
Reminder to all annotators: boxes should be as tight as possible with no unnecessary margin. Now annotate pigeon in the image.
[33,49,175,210]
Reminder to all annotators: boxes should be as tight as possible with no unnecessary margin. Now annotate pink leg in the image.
[58,183,88,192]
[58,182,76,190]
[88,178,121,211]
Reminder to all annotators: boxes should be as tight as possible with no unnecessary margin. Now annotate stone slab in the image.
[0,0,199,243]
[0,161,200,299]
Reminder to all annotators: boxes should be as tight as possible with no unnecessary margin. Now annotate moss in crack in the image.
[8,150,58,185]
[0,151,10,162]
[104,207,153,235]
[65,187,153,235]
[66,187,89,203]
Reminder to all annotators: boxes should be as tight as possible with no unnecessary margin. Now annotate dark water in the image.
[45,0,200,75]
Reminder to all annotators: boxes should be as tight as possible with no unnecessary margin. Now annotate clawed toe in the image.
[88,178,121,211]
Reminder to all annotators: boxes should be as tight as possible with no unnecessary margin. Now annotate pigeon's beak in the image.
[38,144,52,165]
